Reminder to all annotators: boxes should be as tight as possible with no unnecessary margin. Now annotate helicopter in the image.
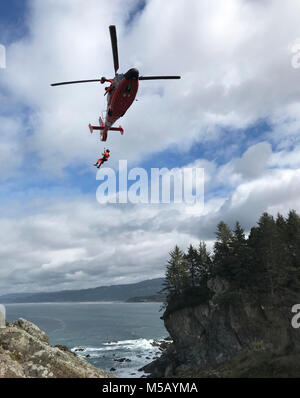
[51,25,181,141]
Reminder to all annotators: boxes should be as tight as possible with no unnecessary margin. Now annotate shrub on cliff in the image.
[162,284,213,320]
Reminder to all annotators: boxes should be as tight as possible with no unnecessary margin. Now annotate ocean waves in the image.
[71,337,168,378]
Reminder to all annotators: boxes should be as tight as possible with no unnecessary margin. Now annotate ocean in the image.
[4,302,167,378]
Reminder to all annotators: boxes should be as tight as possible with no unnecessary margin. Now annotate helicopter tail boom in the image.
[89,116,124,141]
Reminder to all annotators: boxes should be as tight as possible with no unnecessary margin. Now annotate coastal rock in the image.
[140,351,176,378]
[0,347,26,378]
[0,318,115,378]
[143,276,300,377]
[163,292,298,368]
[14,318,50,345]
[140,342,177,378]
[150,338,172,351]
[54,344,75,354]
[114,357,131,363]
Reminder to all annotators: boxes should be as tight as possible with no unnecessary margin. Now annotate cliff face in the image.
[144,277,300,377]
[0,318,115,378]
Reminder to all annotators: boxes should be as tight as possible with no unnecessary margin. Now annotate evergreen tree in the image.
[184,245,199,286]
[250,213,286,297]
[162,245,189,301]
[213,221,233,279]
[275,212,290,261]
[216,221,233,244]
[227,222,253,287]
[162,210,300,312]
[286,210,300,268]
[276,213,287,236]
[284,210,300,292]
[197,241,212,282]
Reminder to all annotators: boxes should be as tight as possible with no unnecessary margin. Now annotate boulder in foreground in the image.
[0,318,115,378]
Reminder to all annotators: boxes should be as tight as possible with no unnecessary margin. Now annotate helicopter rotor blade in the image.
[139,76,181,80]
[109,25,119,73]
[51,79,101,87]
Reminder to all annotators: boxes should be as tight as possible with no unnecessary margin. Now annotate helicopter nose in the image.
[124,68,139,80]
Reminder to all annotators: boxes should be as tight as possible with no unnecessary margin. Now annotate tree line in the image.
[162,210,300,308]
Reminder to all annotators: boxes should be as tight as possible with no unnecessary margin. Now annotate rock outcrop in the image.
[143,276,300,378]
[0,318,115,378]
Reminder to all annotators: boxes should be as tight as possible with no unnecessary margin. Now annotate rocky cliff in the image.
[143,277,300,377]
[0,318,115,378]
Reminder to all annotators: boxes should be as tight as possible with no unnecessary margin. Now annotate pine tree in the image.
[197,241,212,282]
[284,210,300,293]
[286,210,300,268]
[250,213,286,297]
[276,213,287,236]
[162,245,189,301]
[216,221,233,244]
[162,210,300,310]
[184,245,198,286]
[228,222,253,288]
[275,212,290,264]
[213,221,233,279]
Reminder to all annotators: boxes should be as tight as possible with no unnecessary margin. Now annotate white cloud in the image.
[0,117,24,178]
[1,0,300,174]
[233,142,272,179]
[1,0,300,294]
[269,145,300,168]
[41,248,86,270]
[1,143,300,294]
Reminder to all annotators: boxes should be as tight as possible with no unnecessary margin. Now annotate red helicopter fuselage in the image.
[51,26,180,143]
[89,68,139,141]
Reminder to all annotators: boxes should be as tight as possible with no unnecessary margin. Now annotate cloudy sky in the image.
[0,0,300,294]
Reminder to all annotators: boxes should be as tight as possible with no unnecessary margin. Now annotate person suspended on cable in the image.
[94,149,110,168]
